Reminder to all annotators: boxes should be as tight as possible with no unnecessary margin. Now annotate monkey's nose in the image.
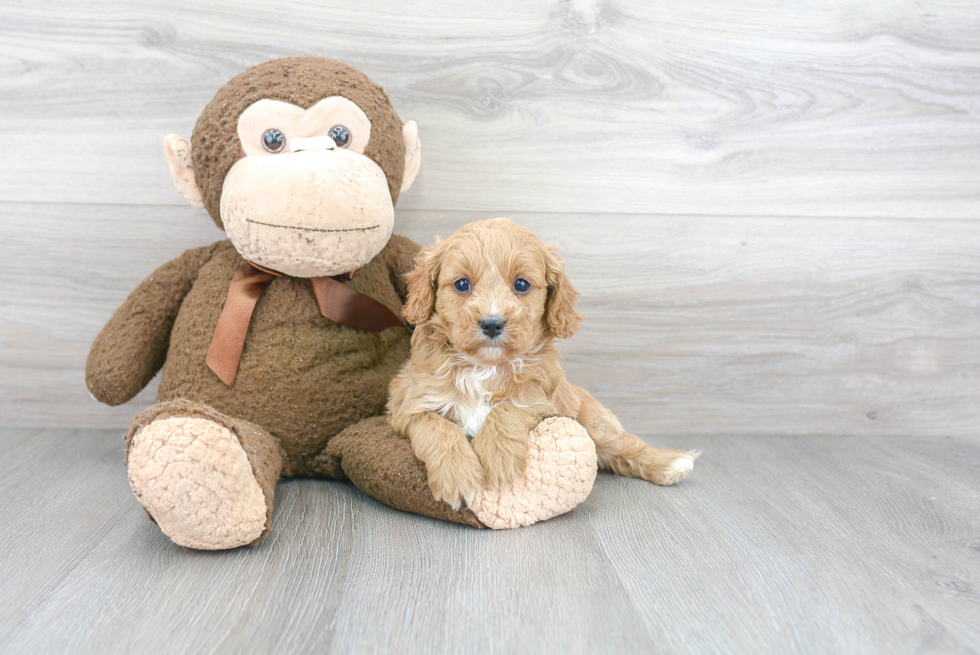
[289,136,337,152]
[479,316,505,339]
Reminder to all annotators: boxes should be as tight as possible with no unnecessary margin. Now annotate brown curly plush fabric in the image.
[316,416,484,529]
[191,57,407,228]
[88,236,419,476]
[158,238,411,475]
[125,399,285,541]
[87,57,491,545]
[87,243,224,406]
[87,233,486,534]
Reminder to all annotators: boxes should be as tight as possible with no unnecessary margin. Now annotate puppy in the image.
[388,218,698,509]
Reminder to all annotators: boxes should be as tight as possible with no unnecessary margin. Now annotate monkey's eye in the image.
[454,278,471,293]
[262,128,286,153]
[328,125,352,149]
[514,278,531,294]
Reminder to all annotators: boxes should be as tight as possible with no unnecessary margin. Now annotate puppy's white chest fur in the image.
[439,364,497,438]
[457,401,494,439]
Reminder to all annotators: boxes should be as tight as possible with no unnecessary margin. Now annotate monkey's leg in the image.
[573,386,700,486]
[310,416,485,529]
[125,400,283,550]
[468,416,598,530]
[312,416,599,530]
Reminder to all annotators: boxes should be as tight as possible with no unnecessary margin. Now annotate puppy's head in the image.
[404,218,581,365]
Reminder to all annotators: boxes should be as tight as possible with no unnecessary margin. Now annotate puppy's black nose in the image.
[479,316,505,339]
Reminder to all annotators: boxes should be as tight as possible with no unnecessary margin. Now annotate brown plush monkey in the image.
[86,57,495,549]
[88,57,597,548]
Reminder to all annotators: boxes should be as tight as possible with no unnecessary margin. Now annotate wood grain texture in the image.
[3,202,978,436]
[1,427,978,654]
[0,0,978,217]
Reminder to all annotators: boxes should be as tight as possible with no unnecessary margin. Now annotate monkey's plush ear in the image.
[544,244,582,339]
[163,134,205,209]
[403,239,443,325]
[400,121,421,193]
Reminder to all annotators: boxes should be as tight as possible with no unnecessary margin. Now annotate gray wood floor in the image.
[1,427,978,654]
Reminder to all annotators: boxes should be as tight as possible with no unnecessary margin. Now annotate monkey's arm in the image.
[86,243,222,406]
[383,234,422,304]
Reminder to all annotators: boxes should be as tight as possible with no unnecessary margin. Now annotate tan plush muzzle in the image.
[221,148,395,278]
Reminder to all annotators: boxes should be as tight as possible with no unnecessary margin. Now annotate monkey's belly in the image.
[157,243,411,476]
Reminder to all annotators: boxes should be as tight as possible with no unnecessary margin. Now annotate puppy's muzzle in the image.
[479,316,506,340]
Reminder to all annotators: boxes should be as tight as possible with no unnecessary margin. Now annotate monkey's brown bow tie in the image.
[206,260,406,387]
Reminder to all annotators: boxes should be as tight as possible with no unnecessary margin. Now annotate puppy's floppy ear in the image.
[403,239,445,325]
[543,244,582,339]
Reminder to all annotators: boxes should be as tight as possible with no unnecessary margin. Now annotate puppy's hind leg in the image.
[573,387,699,486]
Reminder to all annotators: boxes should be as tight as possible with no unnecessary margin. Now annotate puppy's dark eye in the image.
[262,128,286,153]
[514,278,531,294]
[328,124,352,148]
[454,278,471,293]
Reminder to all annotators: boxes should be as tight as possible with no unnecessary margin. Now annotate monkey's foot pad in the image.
[128,417,268,550]
[469,416,598,529]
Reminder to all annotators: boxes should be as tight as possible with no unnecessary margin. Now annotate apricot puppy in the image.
[388,218,698,509]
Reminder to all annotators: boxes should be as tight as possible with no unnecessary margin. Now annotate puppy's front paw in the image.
[473,435,528,489]
[426,444,485,510]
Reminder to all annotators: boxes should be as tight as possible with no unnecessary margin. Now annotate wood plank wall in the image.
[2,0,978,436]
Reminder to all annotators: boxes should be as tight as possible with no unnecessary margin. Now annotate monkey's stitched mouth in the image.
[246,219,380,233]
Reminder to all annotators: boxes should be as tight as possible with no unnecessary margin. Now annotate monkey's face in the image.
[220,97,394,277]
[163,57,421,279]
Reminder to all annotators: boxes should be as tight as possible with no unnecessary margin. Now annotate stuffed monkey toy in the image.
[86,57,596,549]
